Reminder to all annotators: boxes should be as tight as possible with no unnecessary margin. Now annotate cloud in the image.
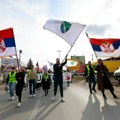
[0,0,120,65]
[86,24,111,37]
[0,0,49,22]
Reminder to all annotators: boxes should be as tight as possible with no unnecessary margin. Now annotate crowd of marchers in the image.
[1,56,120,107]
[1,55,72,107]
[2,65,56,107]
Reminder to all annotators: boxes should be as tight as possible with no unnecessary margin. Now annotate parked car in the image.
[113,67,120,82]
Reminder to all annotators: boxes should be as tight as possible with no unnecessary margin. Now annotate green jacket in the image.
[27,70,37,80]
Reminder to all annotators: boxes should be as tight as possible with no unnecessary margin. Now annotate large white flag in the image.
[43,19,86,46]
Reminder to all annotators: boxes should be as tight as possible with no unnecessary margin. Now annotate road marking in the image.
[0,98,28,114]
[36,101,60,120]
[29,100,40,120]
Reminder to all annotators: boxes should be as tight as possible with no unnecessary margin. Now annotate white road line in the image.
[29,100,40,120]
[0,98,27,114]
[0,106,16,114]
[36,101,60,120]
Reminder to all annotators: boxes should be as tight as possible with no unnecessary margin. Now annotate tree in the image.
[27,58,33,69]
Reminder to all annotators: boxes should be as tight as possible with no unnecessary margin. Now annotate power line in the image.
[86,0,114,34]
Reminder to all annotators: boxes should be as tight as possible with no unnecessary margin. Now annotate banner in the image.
[67,59,78,67]
[1,58,17,67]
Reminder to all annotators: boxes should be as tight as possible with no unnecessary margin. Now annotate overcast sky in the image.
[0,0,120,67]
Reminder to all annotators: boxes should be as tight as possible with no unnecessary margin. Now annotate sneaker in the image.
[12,96,15,100]
[29,95,32,98]
[61,97,65,102]
[9,97,12,101]
[17,102,21,107]
[33,94,36,97]
[52,96,55,101]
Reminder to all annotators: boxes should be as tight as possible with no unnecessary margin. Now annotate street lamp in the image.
[19,50,22,67]
[57,50,61,60]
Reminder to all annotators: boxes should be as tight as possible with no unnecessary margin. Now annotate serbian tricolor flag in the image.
[89,38,120,57]
[0,28,16,57]
[42,65,48,72]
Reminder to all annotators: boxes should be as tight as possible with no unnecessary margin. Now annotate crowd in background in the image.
[0,63,72,107]
[1,58,118,108]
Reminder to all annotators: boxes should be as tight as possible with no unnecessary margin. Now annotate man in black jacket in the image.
[52,55,67,102]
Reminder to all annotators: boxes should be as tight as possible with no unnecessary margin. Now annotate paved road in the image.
[0,80,120,120]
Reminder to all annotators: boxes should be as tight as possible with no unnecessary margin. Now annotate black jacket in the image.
[53,58,67,76]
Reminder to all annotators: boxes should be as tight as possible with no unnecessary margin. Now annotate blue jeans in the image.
[87,76,96,92]
[9,82,16,97]
[29,79,36,95]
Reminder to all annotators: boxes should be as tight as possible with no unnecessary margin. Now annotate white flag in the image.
[67,59,78,67]
[43,19,86,46]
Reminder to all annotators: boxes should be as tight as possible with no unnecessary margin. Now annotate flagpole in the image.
[12,28,20,71]
[16,48,20,71]
[62,26,86,63]
[86,33,98,62]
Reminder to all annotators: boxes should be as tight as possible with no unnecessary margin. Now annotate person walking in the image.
[6,67,17,100]
[95,59,118,100]
[52,55,67,102]
[85,61,96,94]
[2,66,9,93]
[65,69,72,87]
[27,65,38,97]
[41,70,51,96]
[16,67,25,107]
[36,71,42,90]
[23,68,28,91]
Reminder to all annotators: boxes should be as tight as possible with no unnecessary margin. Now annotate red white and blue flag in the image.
[89,38,120,57]
[42,65,48,72]
[0,28,16,57]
